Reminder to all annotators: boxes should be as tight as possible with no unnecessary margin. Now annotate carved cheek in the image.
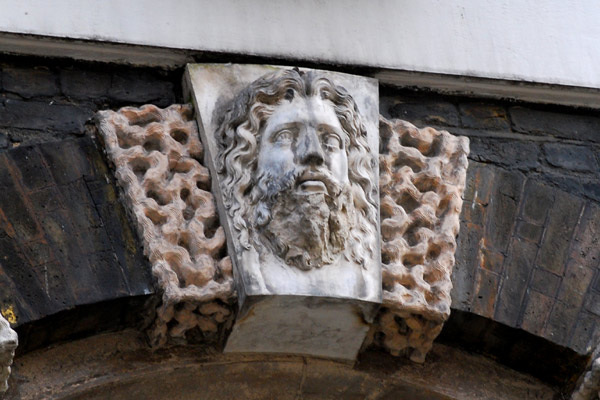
[329,149,349,184]
[258,141,295,176]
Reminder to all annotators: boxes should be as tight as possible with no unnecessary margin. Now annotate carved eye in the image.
[323,134,342,151]
[274,129,293,145]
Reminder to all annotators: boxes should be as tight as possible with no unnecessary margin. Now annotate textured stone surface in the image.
[3,330,556,400]
[0,137,152,328]
[571,348,600,400]
[186,64,381,360]
[372,117,469,362]
[0,314,17,394]
[96,104,235,347]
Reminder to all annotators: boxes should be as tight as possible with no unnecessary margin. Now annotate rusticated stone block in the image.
[96,104,235,347]
[373,117,469,362]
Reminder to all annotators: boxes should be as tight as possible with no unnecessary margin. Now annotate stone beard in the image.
[217,69,378,272]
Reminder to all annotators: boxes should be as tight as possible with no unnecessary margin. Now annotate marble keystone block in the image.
[185,64,382,360]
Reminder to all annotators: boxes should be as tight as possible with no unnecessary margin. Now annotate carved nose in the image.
[298,128,324,166]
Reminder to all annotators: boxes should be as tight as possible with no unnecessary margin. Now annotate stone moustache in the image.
[216,69,378,276]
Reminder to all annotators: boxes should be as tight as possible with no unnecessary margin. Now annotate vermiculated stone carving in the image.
[0,314,17,394]
[186,64,381,359]
[96,104,235,346]
[372,117,469,363]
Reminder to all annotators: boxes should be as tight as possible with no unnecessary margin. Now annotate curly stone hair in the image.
[216,68,378,266]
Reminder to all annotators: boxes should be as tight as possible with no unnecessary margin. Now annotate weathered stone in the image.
[495,238,537,326]
[376,117,468,362]
[458,102,510,130]
[0,99,93,133]
[462,161,495,204]
[571,348,600,400]
[59,68,111,99]
[557,261,595,308]
[0,313,17,394]
[451,222,483,309]
[479,247,505,274]
[510,106,600,143]
[109,71,175,106]
[7,145,54,191]
[529,268,561,298]
[389,99,460,127]
[521,179,554,224]
[186,64,381,360]
[537,190,584,275]
[521,290,554,335]
[584,293,600,318]
[470,138,541,170]
[544,143,599,172]
[569,312,597,354]
[2,66,58,98]
[96,103,235,347]
[570,203,600,269]
[516,220,544,243]
[486,170,524,252]
[0,132,8,149]
[544,301,579,346]
[471,268,500,317]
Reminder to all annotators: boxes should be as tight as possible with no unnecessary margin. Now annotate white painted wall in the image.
[1,0,599,89]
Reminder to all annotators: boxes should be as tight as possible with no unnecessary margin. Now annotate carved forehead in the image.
[262,95,344,134]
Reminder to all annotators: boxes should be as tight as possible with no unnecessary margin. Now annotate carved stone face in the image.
[217,69,378,273]
[253,95,353,270]
[257,95,349,197]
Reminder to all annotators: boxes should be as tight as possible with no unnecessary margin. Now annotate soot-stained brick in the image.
[486,170,524,252]
[469,138,540,170]
[529,268,561,297]
[458,102,510,130]
[521,290,554,335]
[557,261,594,308]
[515,220,544,243]
[451,223,483,309]
[537,190,583,275]
[570,312,597,354]
[494,238,538,326]
[0,99,93,133]
[2,66,59,98]
[570,203,600,269]
[510,106,600,143]
[521,180,554,225]
[0,132,8,149]
[544,301,580,346]
[388,98,460,127]
[109,71,175,106]
[59,68,111,99]
[543,143,599,172]
[0,138,153,326]
[471,268,500,317]
[7,145,53,191]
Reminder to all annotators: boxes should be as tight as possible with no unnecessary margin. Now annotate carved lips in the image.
[296,169,341,196]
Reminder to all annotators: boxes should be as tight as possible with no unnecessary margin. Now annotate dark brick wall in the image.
[0,56,179,327]
[381,90,600,355]
[0,57,178,149]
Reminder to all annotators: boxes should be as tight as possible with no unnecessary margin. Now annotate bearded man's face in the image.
[250,94,354,270]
